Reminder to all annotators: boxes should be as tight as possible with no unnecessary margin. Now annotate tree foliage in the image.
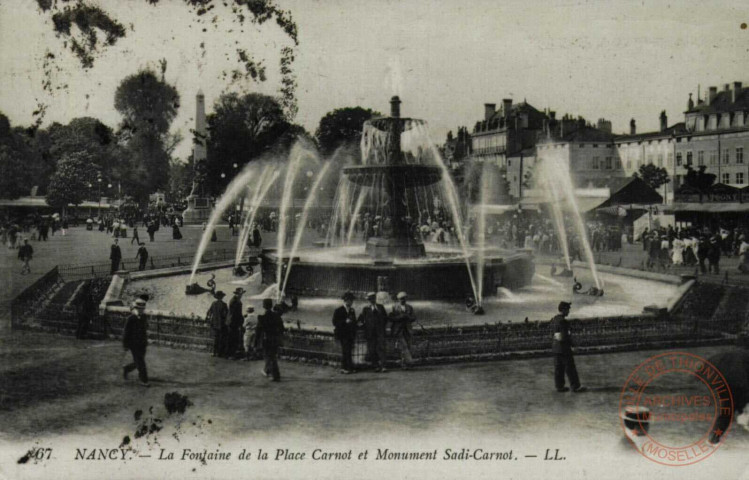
[206,92,302,194]
[114,69,180,201]
[0,111,49,199]
[682,165,717,191]
[46,151,99,210]
[315,107,381,158]
[634,163,670,190]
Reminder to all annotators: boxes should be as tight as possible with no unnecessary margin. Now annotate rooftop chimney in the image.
[724,84,731,92]
[659,111,668,131]
[484,103,496,122]
[390,96,401,118]
[502,98,512,118]
[708,86,718,105]
[549,111,556,121]
[630,119,636,135]
[733,82,743,103]
[687,93,694,111]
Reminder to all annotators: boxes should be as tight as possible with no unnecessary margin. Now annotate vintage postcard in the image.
[1,1,748,479]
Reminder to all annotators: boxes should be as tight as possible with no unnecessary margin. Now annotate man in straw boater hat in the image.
[227,287,246,359]
[332,291,359,374]
[550,301,586,393]
[123,296,150,387]
[359,291,388,372]
[255,298,285,382]
[390,291,416,370]
[206,290,229,358]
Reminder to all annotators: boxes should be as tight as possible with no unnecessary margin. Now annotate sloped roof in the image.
[560,125,614,143]
[687,87,749,114]
[614,123,688,142]
[595,176,663,208]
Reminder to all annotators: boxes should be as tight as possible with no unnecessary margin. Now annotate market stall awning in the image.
[669,202,749,213]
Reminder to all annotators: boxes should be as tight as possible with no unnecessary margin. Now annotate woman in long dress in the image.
[671,235,685,266]
[172,223,182,240]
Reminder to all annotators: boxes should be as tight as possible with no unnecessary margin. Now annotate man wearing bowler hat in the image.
[206,291,229,358]
[227,287,246,358]
[390,291,415,369]
[550,301,586,393]
[359,292,388,372]
[332,291,359,374]
[123,297,150,387]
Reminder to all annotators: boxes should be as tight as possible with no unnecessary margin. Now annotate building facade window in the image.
[592,156,599,169]
[722,173,730,184]
[605,157,612,169]
[647,154,654,165]
[686,151,693,166]
[676,152,682,166]
[723,148,730,164]
[626,159,632,169]
[737,172,745,185]
[697,151,704,166]
[667,152,673,167]
[710,151,718,165]
[657,154,663,167]
[737,147,744,164]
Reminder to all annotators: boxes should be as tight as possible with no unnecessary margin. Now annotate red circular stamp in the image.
[619,351,734,466]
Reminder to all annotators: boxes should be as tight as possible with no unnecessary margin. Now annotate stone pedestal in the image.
[182,195,212,225]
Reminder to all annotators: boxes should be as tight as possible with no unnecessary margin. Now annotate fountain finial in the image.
[390,96,401,118]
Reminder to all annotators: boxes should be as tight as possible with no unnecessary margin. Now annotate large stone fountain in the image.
[261,97,535,300]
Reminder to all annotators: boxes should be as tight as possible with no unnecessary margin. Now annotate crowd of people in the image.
[640,225,749,274]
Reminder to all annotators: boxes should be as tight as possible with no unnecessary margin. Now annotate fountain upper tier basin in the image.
[342,164,442,187]
[261,245,534,300]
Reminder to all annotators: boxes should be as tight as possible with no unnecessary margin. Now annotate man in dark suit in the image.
[227,288,245,358]
[359,292,388,372]
[123,297,150,387]
[110,238,122,274]
[550,301,586,393]
[256,298,285,381]
[251,223,262,248]
[206,291,228,357]
[332,291,359,374]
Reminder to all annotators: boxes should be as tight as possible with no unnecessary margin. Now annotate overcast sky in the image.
[1,0,748,161]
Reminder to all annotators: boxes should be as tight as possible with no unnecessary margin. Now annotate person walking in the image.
[390,291,415,369]
[550,301,586,393]
[147,221,156,242]
[110,238,122,274]
[227,288,246,359]
[135,242,149,271]
[18,239,33,274]
[255,298,285,381]
[206,291,228,357]
[707,235,722,274]
[251,223,262,248]
[359,292,388,372]
[332,291,359,374]
[697,235,710,274]
[131,225,140,245]
[122,297,150,387]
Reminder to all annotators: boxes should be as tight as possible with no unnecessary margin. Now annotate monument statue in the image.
[182,89,213,224]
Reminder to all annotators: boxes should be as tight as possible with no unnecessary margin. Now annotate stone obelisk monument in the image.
[182,89,212,225]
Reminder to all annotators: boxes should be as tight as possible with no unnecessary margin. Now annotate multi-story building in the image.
[613,112,686,204]
[676,82,749,189]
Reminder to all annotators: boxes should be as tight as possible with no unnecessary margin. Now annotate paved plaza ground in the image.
[2,227,749,479]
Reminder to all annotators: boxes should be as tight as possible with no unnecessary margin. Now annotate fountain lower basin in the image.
[261,245,534,300]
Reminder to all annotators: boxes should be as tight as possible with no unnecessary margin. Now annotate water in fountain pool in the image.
[123,267,679,330]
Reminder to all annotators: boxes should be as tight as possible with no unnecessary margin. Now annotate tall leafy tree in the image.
[206,92,300,194]
[634,163,670,190]
[46,151,98,213]
[315,107,381,158]
[114,69,180,201]
[0,111,49,199]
